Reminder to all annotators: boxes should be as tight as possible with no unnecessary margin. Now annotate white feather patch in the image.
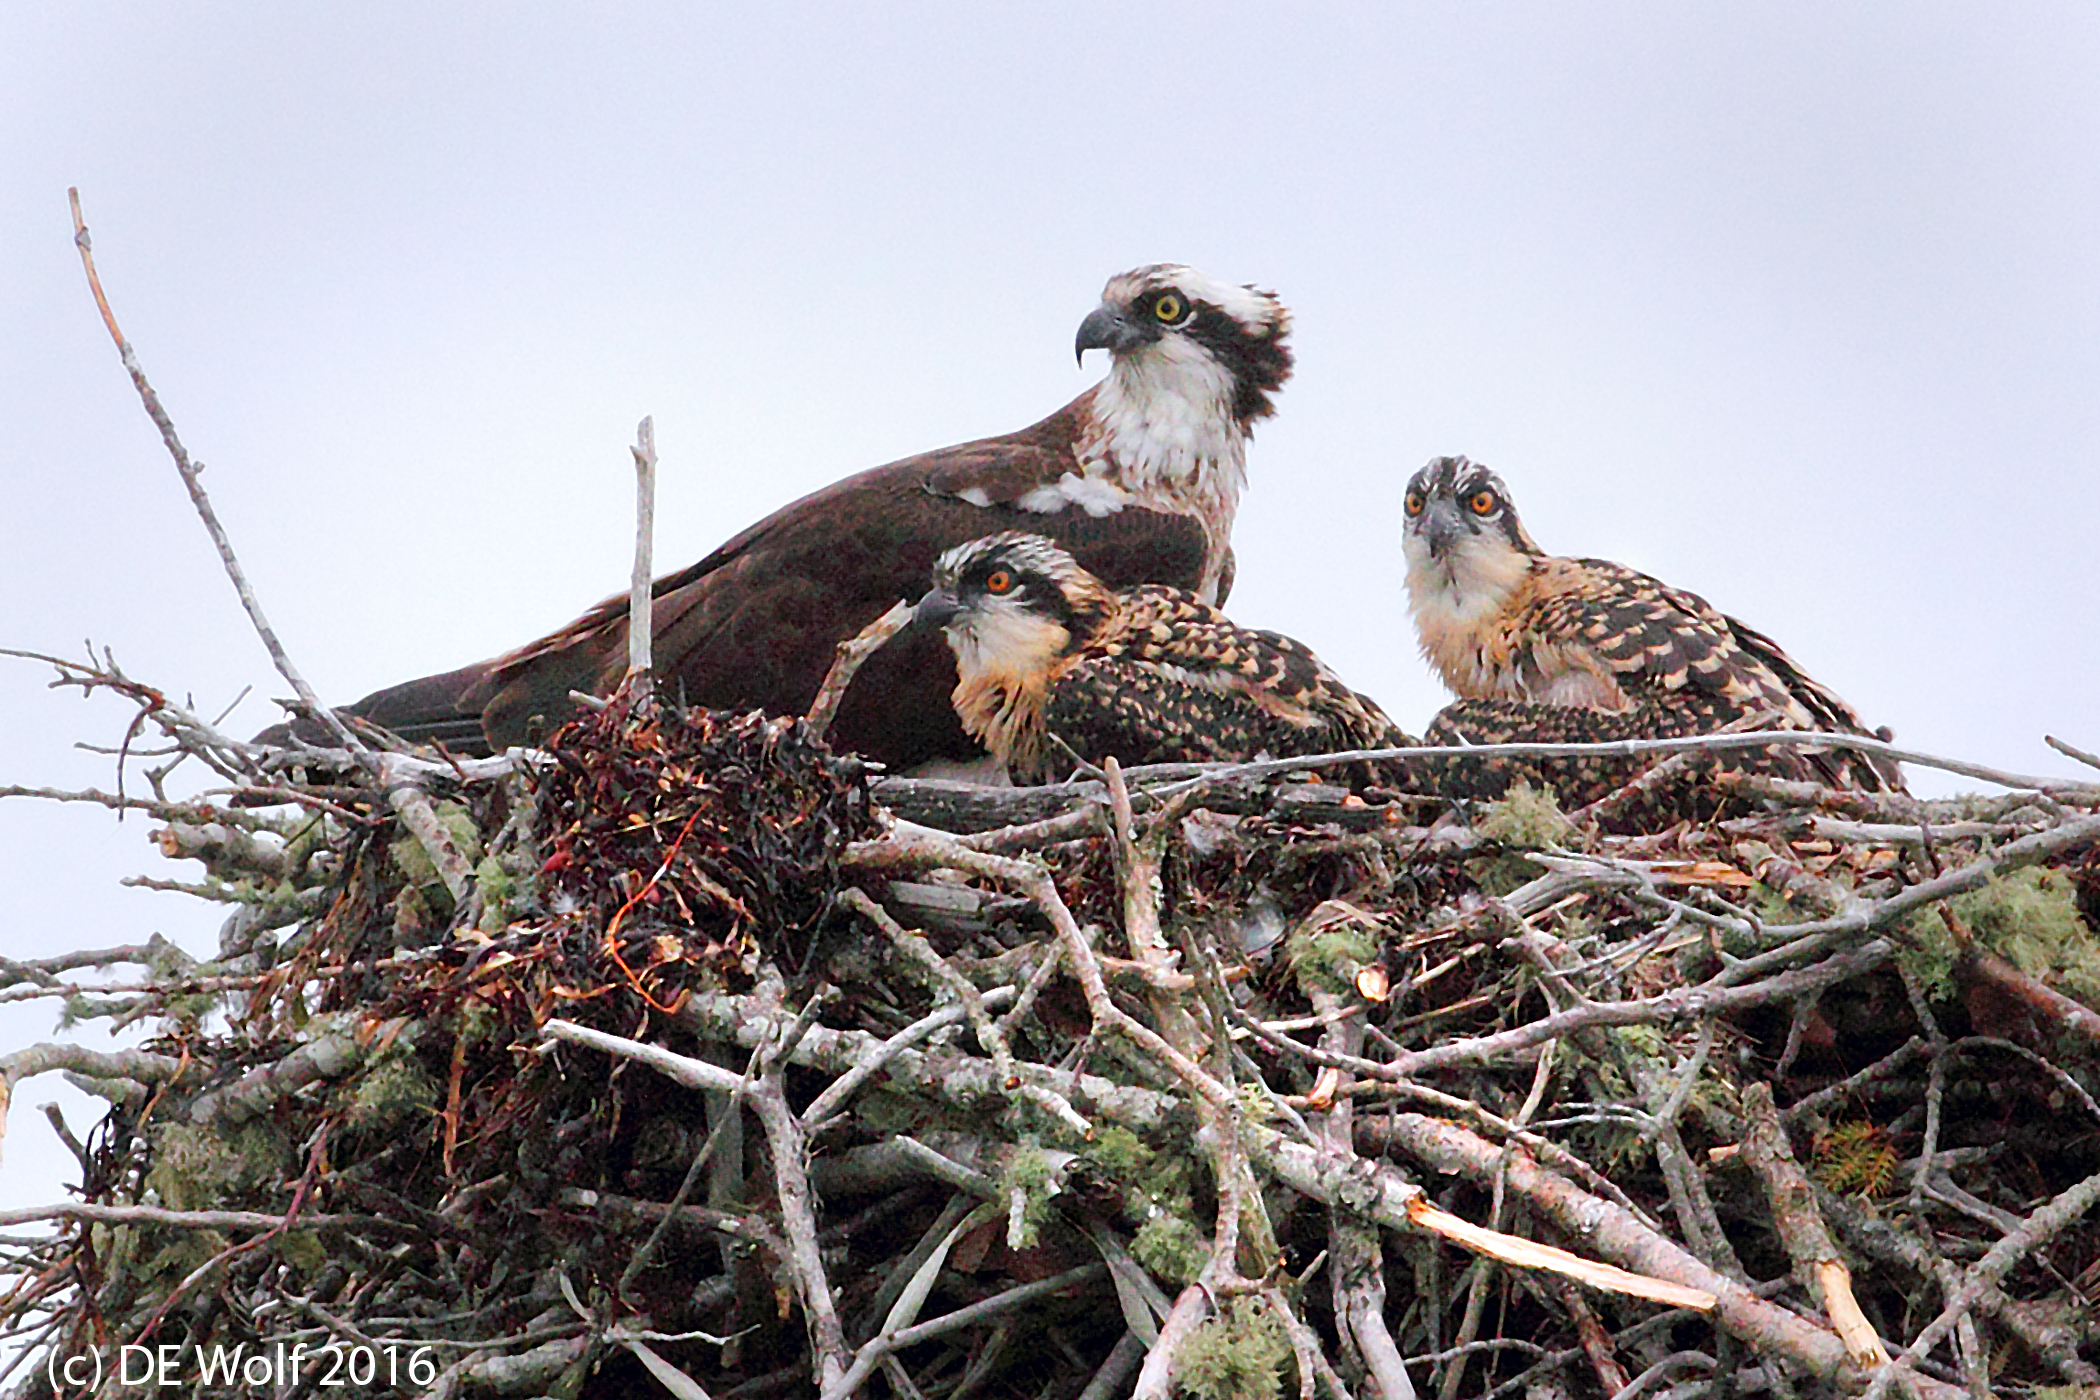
[1016,473,1132,517]
[944,602,1072,687]
[1088,337,1244,493]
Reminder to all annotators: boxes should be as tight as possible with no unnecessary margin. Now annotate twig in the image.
[838,888,1087,1134]
[819,1264,1108,1400]
[2045,733,2100,772]
[1864,1163,2100,1400]
[800,988,1015,1131]
[1140,731,2100,801]
[674,988,1180,1135]
[0,782,238,823]
[187,1021,371,1128]
[0,1201,408,1234]
[1310,984,1417,1400]
[841,828,1236,1115]
[805,600,913,742]
[1569,708,1789,828]
[1815,1186,2100,1388]
[68,189,360,759]
[1129,1285,1216,1400]
[752,1060,850,1390]
[1738,1083,1888,1366]
[1331,1116,1971,1398]
[1954,947,2100,1050]
[66,195,487,909]
[0,1042,186,1142]
[540,1019,745,1095]
[628,415,657,701]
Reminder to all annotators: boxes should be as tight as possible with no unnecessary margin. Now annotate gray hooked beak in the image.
[1418,499,1467,559]
[912,588,965,634]
[1074,303,1151,363]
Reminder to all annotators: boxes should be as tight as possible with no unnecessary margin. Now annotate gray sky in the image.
[3,6,2097,1210]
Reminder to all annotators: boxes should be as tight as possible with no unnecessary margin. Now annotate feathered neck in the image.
[1072,350,1250,602]
[1403,537,1537,698]
[1082,340,1250,497]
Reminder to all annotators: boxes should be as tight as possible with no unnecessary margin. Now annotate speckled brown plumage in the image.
[915,533,1404,785]
[1402,456,1902,806]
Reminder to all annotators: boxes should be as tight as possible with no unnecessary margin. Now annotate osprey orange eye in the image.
[1467,490,1498,516]
[1403,491,1425,517]
[1152,294,1184,323]
[983,568,1016,595]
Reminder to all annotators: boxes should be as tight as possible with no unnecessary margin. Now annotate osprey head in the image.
[1401,456,1541,566]
[914,533,1117,684]
[1075,264,1293,424]
[1401,456,1543,633]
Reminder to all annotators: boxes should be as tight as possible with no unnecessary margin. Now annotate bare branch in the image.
[805,600,913,742]
[628,414,657,700]
[67,189,360,758]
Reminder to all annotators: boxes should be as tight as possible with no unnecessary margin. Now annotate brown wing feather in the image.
[1516,561,1791,715]
[1029,588,1398,780]
[403,391,1212,766]
[1505,561,1897,792]
[1425,696,1708,807]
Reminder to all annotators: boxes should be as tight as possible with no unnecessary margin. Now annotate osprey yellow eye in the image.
[983,568,1016,595]
[1467,490,1498,516]
[1153,294,1184,323]
[1403,491,1425,517]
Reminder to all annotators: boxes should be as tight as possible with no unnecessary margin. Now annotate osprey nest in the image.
[6,657,2100,1400]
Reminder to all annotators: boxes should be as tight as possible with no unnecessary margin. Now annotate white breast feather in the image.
[1403,533,1533,699]
[1403,537,1529,640]
[1078,338,1248,602]
[945,605,1072,687]
[1087,338,1246,495]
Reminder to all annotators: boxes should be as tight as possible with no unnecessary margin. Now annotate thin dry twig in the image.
[627,414,658,702]
[68,189,357,760]
[805,600,914,742]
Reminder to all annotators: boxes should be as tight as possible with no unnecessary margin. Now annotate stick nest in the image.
[7,678,2100,1400]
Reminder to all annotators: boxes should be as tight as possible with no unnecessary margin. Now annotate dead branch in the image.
[1738,1083,1889,1366]
[628,414,657,701]
[68,190,357,759]
[805,599,914,742]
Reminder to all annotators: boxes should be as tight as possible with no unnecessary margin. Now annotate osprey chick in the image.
[312,265,1292,771]
[1400,455,1902,797]
[914,532,1402,785]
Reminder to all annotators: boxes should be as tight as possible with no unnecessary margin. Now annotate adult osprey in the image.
[913,533,1402,785]
[315,265,1293,770]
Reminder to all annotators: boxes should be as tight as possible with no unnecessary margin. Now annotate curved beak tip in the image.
[912,590,963,634]
[1073,304,1128,363]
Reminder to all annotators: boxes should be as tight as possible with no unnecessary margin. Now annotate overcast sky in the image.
[3,5,2097,1211]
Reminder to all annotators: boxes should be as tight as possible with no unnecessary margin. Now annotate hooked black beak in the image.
[912,588,965,633]
[1074,303,1152,363]
[1418,500,1466,559]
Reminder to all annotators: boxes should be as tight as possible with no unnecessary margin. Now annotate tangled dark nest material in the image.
[534,697,879,986]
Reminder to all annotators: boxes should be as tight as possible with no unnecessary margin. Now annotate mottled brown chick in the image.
[914,533,1405,785]
[1401,456,1902,805]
